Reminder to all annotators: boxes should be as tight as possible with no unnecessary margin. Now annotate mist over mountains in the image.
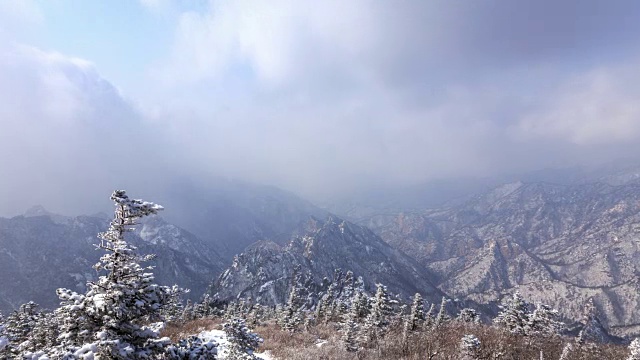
[2,162,640,338]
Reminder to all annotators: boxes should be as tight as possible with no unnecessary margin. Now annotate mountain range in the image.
[2,166,640,338]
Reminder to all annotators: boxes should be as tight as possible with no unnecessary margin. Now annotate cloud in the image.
[140,0,640,198]
[158,0,640,88]
[3,0,640,215]
[0,44,166,216]
[515,65,640,145]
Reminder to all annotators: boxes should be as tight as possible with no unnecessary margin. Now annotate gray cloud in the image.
[3,0,640,215]
[0,44,169,216]
[145,1,640,196]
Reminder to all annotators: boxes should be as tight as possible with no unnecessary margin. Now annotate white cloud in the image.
[0,44,164,216]
[4,0,640,215]
[140,0,640,200]
[515,65,640,145]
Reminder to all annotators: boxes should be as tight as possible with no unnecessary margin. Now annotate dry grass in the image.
[254,322,629,360]
[159,318,629,359]
[160,318,222,342]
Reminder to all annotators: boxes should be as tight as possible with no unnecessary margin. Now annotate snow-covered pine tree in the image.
[340,303,360,353]
[457,308,480,324]
[406,293,425,332]
[354,276,365,293]
[460,334,481,360]
[0,301,44,356]
[318,291,334,324]
[226,301,239,320]
[628,338,640,360]
[0,312,7,354]
[23,311,60,355]
[206,294,225,318]
[165,336,217,360]
[181,299,195,323]
[162,285,186,323]
[354,290,370,320]
[527,303,562,337]
[223,318,263,360]
[434,296,451,328]
[324,269,344,322]
[50,190,186,359]
[558,342,572,360]
[314,294,327,323]
[576,297,608,345]
[281,271,305,332]
[342,271,355,300]
[493,292,529,335]
[393,303,407,330]
[424,302,436,328]
[248,304,264,327]
[362,283,393,343]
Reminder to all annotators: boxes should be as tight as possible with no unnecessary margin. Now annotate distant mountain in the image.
[211,215,443,305]
[160,179,328,258]
[0,208,224,313]
[358,180,640,337]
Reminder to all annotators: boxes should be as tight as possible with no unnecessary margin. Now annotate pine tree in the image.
[281,273,305,332]
[576,298,607,345]
[493,292,529,335]
[354,276,365,293]
[224,318,263,360]
[424,303,436,328]
[50,190,185,358]
[457,308,480,324]
[341,304,360,353]
[558,342,573,360]
[181,299,195,323]
[1,302,44,356]
[24,311,60,354]
[354,290,370,320]
[318,291,334,324]
[340,271,355,300]
[363,283,393,343]
[226,301,240,319]
[434,296,451,328]
[0,312,8,354]
[628,338,640,360]
[460,334,481,360]
[527,303,562,337]
[165,336,218,359]
[162,285,186,323]
[405,293,425,331]
[248,304,264,327]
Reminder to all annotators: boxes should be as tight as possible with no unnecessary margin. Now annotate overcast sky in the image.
[1,0,640,216]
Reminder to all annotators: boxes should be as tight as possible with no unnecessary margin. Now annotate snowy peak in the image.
[211,215,443,306]
[360,179,640,337]
[0,212,224,313]
[23,205,71,225]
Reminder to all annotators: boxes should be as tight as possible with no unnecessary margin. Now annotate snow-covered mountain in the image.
[6,167,640,338]
[211,215,443,305]
[0,209,224,312]
[357,180,640,336]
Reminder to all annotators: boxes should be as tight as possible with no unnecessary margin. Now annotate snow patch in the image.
[259,280,274,292]
[198,330,274,360]
[315,339,328,348]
